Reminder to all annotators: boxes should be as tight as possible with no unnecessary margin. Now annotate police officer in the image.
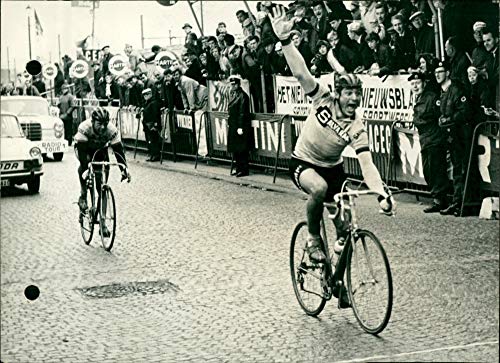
[410,72,450,213]
[434,60,473,216]
[141,88,162,162]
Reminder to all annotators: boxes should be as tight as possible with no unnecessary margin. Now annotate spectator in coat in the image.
[310,40,333,76]
[365,32,393,76]
[127,75,143,109]
[58,83,76,145]
[141,88,162,162]
[182,23,194,45]
[327,11,351,49]
[309,1,331,46]
[73,76,91,99]
[290,30,313,68]
[482,27,499,110]
[92,62,105,99]
[173,68,208,112]
[54,63,65,96]
[435,60,473,216]
[389,14,416,72]
[359,0,378,34]
[32,75,46,97]
[227,75,252,177]
[346,21,369,72]
[162,69,184,110]
[410,72,450,213]
[374,2,391,40]
[445,36,471,88]
[227,45,246,77]
[103,74,120,105]
[409,11,435,59]
[467,66,493,124]
[100,46,113,76]
[271,42,292,76]
[471,22,490,74]
[326,29,358,74]
[417,53,440,92]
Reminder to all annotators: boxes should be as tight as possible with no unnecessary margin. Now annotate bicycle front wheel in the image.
[80,190,94,245]
[99,185,116,251]
[347,229,393,335]
[290,221,327,316]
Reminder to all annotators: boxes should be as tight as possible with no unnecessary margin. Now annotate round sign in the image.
[70,59,89,79]
[42,63,58,80]
[108,55,129,76]
[154,51,177,73]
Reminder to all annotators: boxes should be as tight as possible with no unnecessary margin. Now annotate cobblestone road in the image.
[1,153,498,362]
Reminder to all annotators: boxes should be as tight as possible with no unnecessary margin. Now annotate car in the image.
[0,96,68,161]
[0,112,44,193]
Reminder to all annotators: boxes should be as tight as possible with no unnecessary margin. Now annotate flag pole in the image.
[7,47,11,82]
[27,5,32,59]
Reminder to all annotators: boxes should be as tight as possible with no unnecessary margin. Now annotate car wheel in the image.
[28,176,40,194]
[53,152,64,161]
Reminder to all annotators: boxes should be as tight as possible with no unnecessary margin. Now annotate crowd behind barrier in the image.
[1,0,498,215]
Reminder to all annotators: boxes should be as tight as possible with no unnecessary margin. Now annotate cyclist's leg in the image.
[76,150,91,210]
[289,158,329,262]
[322,163,350,240]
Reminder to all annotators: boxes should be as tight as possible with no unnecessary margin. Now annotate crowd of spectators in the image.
[1,0,498,115]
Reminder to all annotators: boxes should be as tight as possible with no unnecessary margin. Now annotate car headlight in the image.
[54,121,64,131]
[30,147,42,158]
[55,130,64,138]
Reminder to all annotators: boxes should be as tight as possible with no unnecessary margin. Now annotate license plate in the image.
[0,161,23,171]
[42,141,64,153]
[1,179,10,187]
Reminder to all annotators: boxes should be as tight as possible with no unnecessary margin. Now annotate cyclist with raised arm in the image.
[269,7,394,264]
[74,107,131,236]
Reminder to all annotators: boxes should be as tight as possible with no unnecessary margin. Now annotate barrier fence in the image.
[48,73,499,205]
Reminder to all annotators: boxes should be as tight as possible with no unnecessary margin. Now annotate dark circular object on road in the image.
[24,285,40,301]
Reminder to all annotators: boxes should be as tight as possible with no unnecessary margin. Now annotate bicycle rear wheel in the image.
[347,229,393,334]
[290,221,327,316]
[79,191,94,245]
[99,185,116,251]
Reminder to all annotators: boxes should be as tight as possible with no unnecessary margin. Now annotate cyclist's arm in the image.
[357,151,388,199]
[110,142,127,171]
[281,40,316,94]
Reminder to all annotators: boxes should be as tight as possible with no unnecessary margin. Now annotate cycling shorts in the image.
[289,156,346,202]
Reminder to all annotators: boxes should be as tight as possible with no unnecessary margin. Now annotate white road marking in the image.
[335,340,499,362]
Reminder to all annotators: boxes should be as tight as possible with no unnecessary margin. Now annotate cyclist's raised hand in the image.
[268,5,296,40]
[121,169,131,183]
[378,195,395,216]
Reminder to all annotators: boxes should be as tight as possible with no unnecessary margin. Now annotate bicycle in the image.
[79,146,127,252]
[290,181,394,335]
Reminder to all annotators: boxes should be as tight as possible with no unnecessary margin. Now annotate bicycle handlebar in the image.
[88,161,127,169]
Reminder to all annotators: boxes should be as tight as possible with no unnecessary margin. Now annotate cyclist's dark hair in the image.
[91,107,110,123]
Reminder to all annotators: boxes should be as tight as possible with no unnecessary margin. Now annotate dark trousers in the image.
[233,150,249,174]
[144,128,161,158]
[62,117,73,146]
[448,124,473,206]
[421,145,450,204]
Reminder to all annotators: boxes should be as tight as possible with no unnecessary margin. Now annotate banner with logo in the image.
[274,74,335,116]
[208,112,291,158]
[357,74,414,123]
[207,79,251,112]
[119,109,145,141]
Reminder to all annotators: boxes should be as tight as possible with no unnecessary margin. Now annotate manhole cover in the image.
[76,279,180,299]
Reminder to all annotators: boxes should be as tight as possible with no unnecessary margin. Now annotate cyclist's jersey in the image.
[293,82,370,168]
[74,120,121,150]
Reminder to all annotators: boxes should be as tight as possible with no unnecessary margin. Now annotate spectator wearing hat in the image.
[482,27,499,110]
[409,71,450,213]
[271,42,292,76]
[100,46,113,76]
[434,60,473,216]
[445,36,471,88]
[182,23,193,45]
[227,75,252,177]
[327,11,351,49]
[310,1,331,47]
[141,88,162,162]
[471,22,490,73]
[410,11,435,59]
[365,32,393,76]
[172,67,208,112]
[310,40,333,76]
[389,14,416,72]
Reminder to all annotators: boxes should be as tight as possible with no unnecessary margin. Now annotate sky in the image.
[1,0,279,75]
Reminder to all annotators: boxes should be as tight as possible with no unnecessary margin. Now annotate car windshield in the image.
[1,114,24,137]
[0,98,49,116]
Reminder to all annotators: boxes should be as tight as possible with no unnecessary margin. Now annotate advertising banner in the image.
[274,74,335,116]
[207,79,251,112]
[477,127,500,192]
[357,74,414,124]
[119,109,145,141]
[208,112,291,158]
